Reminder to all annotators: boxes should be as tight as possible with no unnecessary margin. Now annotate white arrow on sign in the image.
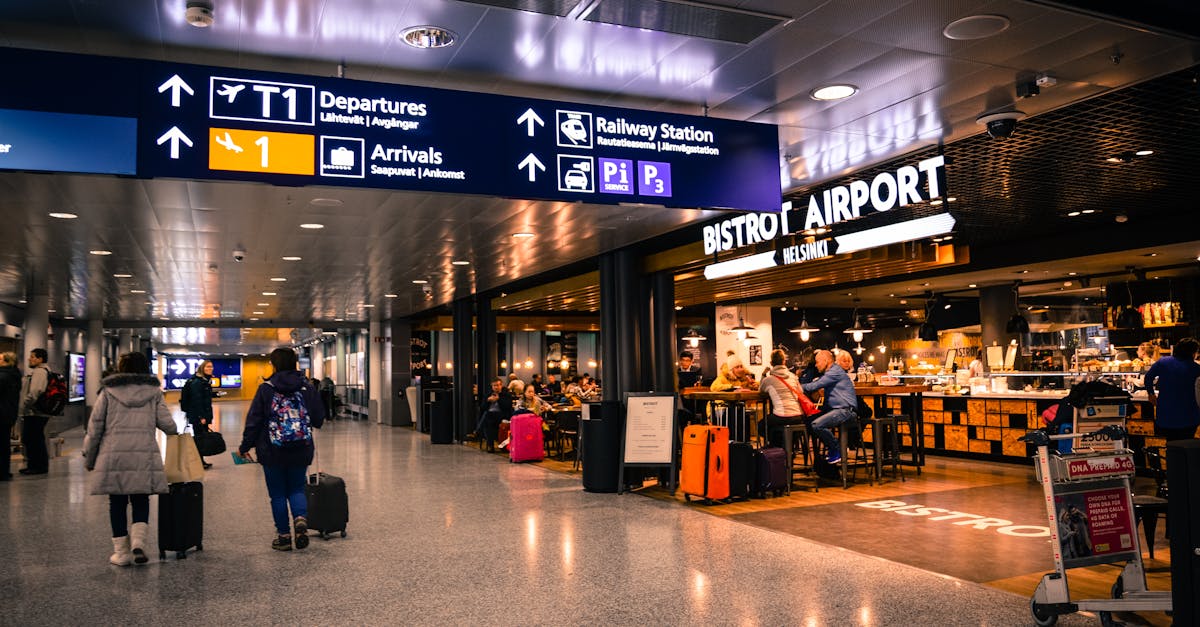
[516,108,544,137]
[518,153,545,182]
[157,74,195,108]
[156,127,193,159]
[170,361,187,375]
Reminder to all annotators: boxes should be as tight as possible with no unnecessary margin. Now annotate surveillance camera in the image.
[421,285,432,295]
[186,1,214,28]
[232,248,246,262]
[976,110,1025,139]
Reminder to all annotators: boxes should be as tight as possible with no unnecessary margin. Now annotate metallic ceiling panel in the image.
[456,0,583,17]
[582,0,789,45]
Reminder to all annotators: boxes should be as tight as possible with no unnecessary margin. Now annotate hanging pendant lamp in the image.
[682,328,708,348]
[789,311,820,342]
[843,302,873,343]
[730,316,755,339]
[1005,282,1030,333]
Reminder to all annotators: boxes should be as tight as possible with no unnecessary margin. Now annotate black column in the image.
[651,270,676,394]
[388,318,414,426]
[452,298,475,442]
[599,248,645,401]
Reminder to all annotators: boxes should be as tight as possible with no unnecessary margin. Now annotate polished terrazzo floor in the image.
[1,402,1116,625]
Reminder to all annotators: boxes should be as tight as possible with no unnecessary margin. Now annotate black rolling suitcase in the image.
[728,442,755,500]
[305,472,349,539]
[158,481,203,559]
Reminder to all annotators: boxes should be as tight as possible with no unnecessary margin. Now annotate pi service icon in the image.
[320,136,364,179]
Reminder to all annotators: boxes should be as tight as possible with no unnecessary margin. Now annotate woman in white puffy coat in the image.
[83,352,178,566]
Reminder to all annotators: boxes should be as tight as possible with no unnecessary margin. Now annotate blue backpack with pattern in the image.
[266,382,312,447]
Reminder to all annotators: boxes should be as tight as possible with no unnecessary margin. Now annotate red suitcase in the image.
[680,425,729,503]
[508,412,545,463]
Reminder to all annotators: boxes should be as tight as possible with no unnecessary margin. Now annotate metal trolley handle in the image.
[1020,425,1127,448]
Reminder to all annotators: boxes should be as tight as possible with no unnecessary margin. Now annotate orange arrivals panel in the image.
[208,127,314,175]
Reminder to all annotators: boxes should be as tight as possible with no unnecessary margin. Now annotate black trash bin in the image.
[582,401,623,493]
[427,387,454,444]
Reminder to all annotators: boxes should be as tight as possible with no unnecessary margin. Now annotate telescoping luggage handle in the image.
[307,410,322,486]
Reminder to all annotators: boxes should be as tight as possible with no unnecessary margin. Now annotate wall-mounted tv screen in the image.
[162,356,243,391]
[67,352,86,402]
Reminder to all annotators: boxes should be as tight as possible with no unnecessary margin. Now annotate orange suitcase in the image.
[680,425,729,503]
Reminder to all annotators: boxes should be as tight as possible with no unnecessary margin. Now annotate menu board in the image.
[622,393,676,464]
[67,352,86,402]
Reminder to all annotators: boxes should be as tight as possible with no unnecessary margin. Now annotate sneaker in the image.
[271,534,293,551]
[464,432,479,442]
[826,451,842,465]
[293,517,309,550]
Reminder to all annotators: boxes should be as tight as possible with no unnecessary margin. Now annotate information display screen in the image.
[0,47,782,213]
[162,356,242,391]
[67,352,86,403]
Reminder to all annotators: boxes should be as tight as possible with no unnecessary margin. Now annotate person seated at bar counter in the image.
[801,349,857,465]
[677,352,703,389]
[758,349,808,447]
[795,346,819,385]
[710,352,758,391]
[544,374,562,396]
[529,373,547,396]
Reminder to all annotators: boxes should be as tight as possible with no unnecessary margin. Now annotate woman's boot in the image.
[110,536,132,566]
[130,522,149,564]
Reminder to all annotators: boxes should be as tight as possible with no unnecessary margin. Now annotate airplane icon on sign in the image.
[216,132,243,153]
[216,83,245,103]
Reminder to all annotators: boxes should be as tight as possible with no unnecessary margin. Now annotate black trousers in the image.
[21,415,49,472]
[1155,425,1198,441]
[1,416,12,477]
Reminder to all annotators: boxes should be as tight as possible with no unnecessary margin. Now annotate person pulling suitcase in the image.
[238,348,326,551]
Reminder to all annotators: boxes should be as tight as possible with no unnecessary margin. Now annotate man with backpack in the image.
[238,348,326,551]
[18,348,52,475]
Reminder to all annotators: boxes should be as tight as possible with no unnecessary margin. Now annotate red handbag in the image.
[774,375,820,416]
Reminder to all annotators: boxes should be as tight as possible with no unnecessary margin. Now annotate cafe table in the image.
[679,388,767,443]
[852,383,930,473]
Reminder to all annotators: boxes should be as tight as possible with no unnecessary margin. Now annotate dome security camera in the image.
[976,110,1025,139]
[232,248,246,262]
[186,1,214,28]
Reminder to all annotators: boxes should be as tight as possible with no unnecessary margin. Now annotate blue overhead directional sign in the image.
[0,47,782,212]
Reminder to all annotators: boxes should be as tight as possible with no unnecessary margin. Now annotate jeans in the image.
[807,407,856,455]
[21,415,49,472]
[475,411,501,441]
[262,465,308,535]
[109,494,150,537]
[1,416,11,477]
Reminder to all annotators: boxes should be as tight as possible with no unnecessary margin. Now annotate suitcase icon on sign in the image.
[328,147,355,170]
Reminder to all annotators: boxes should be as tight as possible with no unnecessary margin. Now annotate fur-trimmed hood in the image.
[101,373,163,407]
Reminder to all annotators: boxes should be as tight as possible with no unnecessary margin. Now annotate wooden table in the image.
[681,389,767,442]
[853,383,930,472]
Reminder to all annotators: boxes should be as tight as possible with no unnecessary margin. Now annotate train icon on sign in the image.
[556,110,592,149]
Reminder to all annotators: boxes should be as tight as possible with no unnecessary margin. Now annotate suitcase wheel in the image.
[341,530,347,538]
[196,544,203,551]
[159,550,166,560]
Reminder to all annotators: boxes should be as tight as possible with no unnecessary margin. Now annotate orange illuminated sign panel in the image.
[208,127,314,175]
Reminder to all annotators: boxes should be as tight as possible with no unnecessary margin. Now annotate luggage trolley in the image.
[1023,423,1171,626]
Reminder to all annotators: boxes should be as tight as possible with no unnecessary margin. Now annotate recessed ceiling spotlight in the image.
[451,260,470,266]
[930,199,943,206]
[90,249,112,255]
[362,304,375,308]
[412,279,428,284]
[309,198,343,207]
[385,294,398,298]
[130,289,146,294]
[282,256,302,261]
[946,197,958,202]
[49,212,77,219]
[262,291,276,296]
[252,311,264,315]
[968,283,977,288]
[401,25,457,49]
[47,309,56,314]
[511,232,534,239]
[270,277,287,282]
[1115,214,1128,223]
[249,317,259,321]
[300,223,325,229]
[113,273,133,278]
[334,318,344,322]
[185,1,214,28]
[899,299,907,305]
[809,84,858,101]
[1081,209,1096,214]
[1135,150,1154,156]
[257,302,269,306]
[943,14,1010,40]
[64,315,75,320]
[1067,211,1081,217]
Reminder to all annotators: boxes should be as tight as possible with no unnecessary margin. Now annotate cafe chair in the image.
[1133,446,1169,559]
[554,409,581,466]
[867,414,905,483]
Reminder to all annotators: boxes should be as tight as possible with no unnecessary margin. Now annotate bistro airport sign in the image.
[702,156,953,279]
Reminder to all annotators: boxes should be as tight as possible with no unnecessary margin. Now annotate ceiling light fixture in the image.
[511,232,535,239]
[300,223,325,229]
[262,291,276,296]
[49,212,77,219]
[282,256,302,261]
[309,198,343,207]
[810,84,858,101]
[682,328,707,348]
[130,289,146,294]
[730,316,755,340]
[1005,282,1030,334]
[1135,149,1154,156]
[789,313,820,342]
[943,14,1011,40]
[257,302,269,306]
[113,273,132,278]
[89,249,112,255]
[270,277,287,282]
[451,260,470,266]
[843,300,873,343]
[185,1,214,28]
[412,279,428,284]
[385,294,398,298]
[401,25,457,49]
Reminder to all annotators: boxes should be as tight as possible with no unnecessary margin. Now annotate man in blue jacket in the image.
[801,349,858,464]
[1145,337,1200,441]
[238,348,326,551]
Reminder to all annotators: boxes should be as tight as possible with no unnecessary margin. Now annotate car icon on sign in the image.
[560,118,588,144]
[564,169,589,190]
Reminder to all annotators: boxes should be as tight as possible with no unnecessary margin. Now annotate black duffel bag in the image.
[193,430,227,457]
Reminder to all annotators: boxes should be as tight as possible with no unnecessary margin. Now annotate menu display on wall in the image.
[162,356,243,391]
[67,352,86,403]
[0,47,781,213]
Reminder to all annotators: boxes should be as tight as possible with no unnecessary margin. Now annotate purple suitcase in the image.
[509,412,545,463]
[754,447,788,497]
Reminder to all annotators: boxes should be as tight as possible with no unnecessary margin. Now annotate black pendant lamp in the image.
[918,296,939,341]
[1005,282,1030,334]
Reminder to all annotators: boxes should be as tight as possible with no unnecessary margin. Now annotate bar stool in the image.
[869,414,905,482]
[768,422,813,494]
